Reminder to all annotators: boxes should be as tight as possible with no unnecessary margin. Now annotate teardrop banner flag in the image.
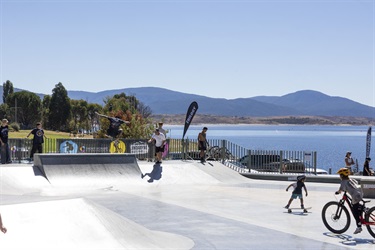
[182,101,198,139]
[366,126,371,158]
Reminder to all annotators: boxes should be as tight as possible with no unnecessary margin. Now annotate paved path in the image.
[0,158,374,249]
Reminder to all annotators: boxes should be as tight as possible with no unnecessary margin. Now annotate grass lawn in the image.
[10,130,93,139]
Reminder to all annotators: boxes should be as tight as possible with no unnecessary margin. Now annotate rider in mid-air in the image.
[95,112,129,139]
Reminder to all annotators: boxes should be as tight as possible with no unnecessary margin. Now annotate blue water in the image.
[166,124,371,173]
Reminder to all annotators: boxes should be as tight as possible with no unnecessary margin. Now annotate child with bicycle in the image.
[284,175,308,212]
[336,168,364,234]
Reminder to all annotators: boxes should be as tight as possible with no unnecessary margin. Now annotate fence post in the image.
[182,138,189,160]
[246,149,251,171]
[313,151,317,175]
[220,140,226,163]
[279,150,284,174]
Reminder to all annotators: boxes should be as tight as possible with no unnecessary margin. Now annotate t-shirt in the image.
[107,117,125,137]
[0,125,9,144]
[152,133,166,147]
[340,178,363,204]
[292,181,305,195]
[30,128,45,145]
[158,127,166,136]
[363,161,370,176]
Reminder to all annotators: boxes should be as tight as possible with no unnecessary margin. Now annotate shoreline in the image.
[151,114,375,126]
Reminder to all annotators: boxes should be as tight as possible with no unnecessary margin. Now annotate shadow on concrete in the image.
[142,163,163,183]
[323,232,375,246]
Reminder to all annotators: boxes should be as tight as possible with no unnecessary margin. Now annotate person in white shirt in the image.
[148,129,166,163]
[344,151,355,174]
[158,122,167,136]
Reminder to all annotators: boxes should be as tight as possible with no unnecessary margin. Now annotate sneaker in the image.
[301,205,305,209]
[147,179,154,183]
[353,227,362,234]
[284,205,289,209]
[141,174,145,179]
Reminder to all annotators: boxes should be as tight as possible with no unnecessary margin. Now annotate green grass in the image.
[10,130,93,139]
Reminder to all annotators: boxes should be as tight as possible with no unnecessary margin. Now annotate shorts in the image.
[198,141,207,151]
[107,129,121,138]
[291,193,303,199]
[155,146,164,153]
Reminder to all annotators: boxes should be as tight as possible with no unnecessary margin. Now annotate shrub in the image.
[9,122,20,132]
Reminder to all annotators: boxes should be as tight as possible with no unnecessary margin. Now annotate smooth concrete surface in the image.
[0,157,375,250]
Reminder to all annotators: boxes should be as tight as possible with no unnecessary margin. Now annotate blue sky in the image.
[0,0,374,107]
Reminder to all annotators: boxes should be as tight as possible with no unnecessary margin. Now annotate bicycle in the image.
[321,191,375,237]
[205,144,233,161]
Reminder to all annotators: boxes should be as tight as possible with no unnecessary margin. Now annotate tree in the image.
[3,80,14,104]
[97,93,153,138]
[42,95,51,129]
[103,93,133,113]
[48,83,71,131]
[137,102,152,118]
[5,91,42,127]
[87,103,102,134]
[70,99,88,132]
[0,104,8,120]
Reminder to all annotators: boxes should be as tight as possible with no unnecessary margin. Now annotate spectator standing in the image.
[363,157,372,176]
[27,122,47,161]
[345,151,355,174]
[0,119,11,164]
[158,122,167,136]
[198,127,208,163]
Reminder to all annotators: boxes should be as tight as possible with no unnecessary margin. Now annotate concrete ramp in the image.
[0,198,194,250]
[137,160,252,185]
[0,165,50,195]
[33,153,142,186]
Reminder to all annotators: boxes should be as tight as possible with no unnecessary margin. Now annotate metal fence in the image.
[6,138,318,174]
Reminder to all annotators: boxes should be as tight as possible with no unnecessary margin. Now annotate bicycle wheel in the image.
[207,146,220,160]
[321,201,350,234]
[217,148,231,160]
[365,206,375,238]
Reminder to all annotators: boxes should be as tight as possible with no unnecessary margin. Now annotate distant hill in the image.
[67,87,375,118]
[2,87,375,118]
[251,90,375,117]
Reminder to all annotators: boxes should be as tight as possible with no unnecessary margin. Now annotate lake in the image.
[165,124,371,174]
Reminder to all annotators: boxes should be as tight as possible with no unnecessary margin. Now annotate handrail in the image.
[6,138,318,174]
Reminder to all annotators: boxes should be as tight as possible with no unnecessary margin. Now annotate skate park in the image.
[0,154,374,250]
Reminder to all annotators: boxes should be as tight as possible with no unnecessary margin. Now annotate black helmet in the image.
[297,175,306,181]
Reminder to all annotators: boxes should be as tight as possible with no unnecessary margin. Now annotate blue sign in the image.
[60,140,78,153]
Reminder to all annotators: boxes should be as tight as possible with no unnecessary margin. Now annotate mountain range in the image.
[4,87,375,118]
[67,87,375,118]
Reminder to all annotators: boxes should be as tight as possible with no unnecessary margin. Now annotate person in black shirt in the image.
[284,175,308,212]
[0,119,11,164]
[95,112,129,138]
[27,122,47,161]
[363,157,372,176]
[198,127,208,163]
